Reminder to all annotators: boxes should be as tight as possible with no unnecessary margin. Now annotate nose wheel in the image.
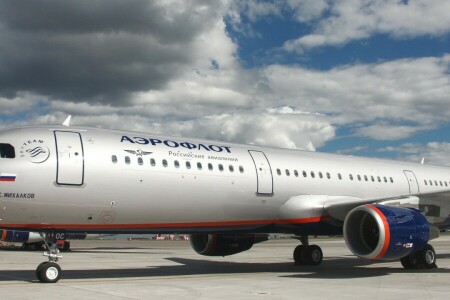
[36,262,61,283]
[36,233,63,283]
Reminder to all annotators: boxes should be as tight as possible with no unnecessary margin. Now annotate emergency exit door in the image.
[403,170,419,194]
[54,131,84,186]
[249,150,273,195]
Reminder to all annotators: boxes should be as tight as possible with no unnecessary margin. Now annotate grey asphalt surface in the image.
[1,236,450,299]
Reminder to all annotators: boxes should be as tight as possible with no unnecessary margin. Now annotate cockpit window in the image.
[0,143,15,158]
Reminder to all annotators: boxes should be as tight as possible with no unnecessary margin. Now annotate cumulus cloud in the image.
[0,1,449,161]
[0,0,230,104]
[284,0,450,53]
[379,142,450,166]
[257,55,450,139]
[22,107,335,151]
[148,108,335,151]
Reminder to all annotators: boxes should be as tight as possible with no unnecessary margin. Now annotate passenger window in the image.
[162,159,168,167]
[150,158,156,166]
[286,169,290,176]
[445,182,448,187]
[384,177,387,183]
[174,160,180,168]
[326,172,331,179]
[357,175,361,181]
[111,155,117,164]
[229,165,234,172]
[197,162,202,170]
[371,176,375,182]
[430,180,433,186]
[294,170,298,177]
[364,175,368,181]
[319,172,323,179]
[349,174,353,180]
[277,169,281,176]
[377,176,381,182]
[137,157,143,165]
[311,171,315,178]
[424,180,428,186]
[435,180,438,186]
[390,177,394,183]
[338,173,342,180]
[219,164,224,172]
[0,143,15,158]
[239,166,244,173]
[125,156,130,164]
[440,181,443,186]
[303,171,307,178]
[186,161,191,169]
[208,163,213,171]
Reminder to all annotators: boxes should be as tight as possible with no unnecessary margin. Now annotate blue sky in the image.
[0,1,449,165]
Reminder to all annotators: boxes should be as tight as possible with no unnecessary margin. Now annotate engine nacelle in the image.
[190,234,268,256]
[343,204,430,261]
[1,230,43,243]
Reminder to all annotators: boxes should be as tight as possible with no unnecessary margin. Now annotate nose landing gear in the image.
[36,233,63,283]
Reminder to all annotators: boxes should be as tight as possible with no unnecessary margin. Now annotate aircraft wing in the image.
[325,190,450,225]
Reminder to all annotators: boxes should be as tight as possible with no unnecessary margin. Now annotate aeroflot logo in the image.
[121,136,232,153]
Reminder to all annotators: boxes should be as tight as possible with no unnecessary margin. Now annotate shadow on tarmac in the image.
[0,255,448,283]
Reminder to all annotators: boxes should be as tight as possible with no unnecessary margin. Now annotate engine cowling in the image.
[0,230,87,243]
[190,234,268,256]
[0,230,43,243]
[343,204,430,261]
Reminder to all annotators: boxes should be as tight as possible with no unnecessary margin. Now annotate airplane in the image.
[0,120,449,283]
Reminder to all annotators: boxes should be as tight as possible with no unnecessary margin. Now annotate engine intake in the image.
[343,204,430,260]
[190,234,268,256]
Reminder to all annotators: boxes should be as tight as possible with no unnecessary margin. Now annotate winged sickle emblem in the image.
[124,149,152,157]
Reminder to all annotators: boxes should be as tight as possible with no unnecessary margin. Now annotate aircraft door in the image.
[403,170,419,194]
[248,150,273,195]
[54,131,84,186]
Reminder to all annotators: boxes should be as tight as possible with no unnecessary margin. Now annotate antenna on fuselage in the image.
[63,115,72,127]
[421,157,425,164]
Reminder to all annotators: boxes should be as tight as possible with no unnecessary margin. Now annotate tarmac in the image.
[1,236,450,300]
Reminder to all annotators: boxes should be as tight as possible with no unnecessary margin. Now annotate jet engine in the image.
[343,204,432,260]
[190,234,268,256]
[1,230,44,243]
[1,230,88,243]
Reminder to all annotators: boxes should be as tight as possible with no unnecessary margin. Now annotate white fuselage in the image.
[0,126,449,234]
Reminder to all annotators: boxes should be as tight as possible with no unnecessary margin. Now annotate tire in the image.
[417,244,437,269]
[305,245,323,266]
[38,262,61,283]
[400,254,417,269]
[293,245,306,265]
[36,262,48,282]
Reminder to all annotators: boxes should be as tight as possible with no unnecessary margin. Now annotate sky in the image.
[0,0,449,165]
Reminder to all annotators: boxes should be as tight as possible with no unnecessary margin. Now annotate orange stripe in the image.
[1,216,329,230]
[367,205,390,260]
[1,230,7,241]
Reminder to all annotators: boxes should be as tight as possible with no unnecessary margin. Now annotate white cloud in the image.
[0,1,449,164]
[286,0,330,23]
[379,142,450,166]
[36,108,335,151]
[284,0,450,53]
[354,123,435,141]
[257,55,450,131]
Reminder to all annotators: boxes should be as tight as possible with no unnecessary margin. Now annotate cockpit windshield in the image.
[0,143,15,158]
